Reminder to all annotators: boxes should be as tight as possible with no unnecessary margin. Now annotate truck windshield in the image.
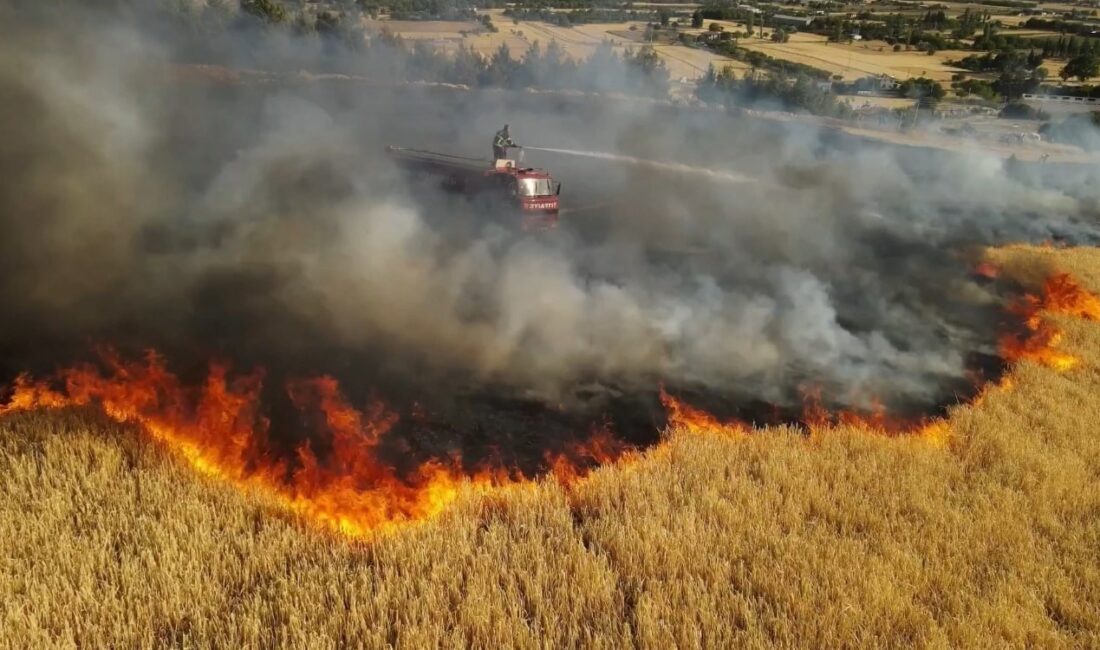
[518,177,553,197]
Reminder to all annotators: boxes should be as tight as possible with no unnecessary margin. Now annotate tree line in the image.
[1023,17,1100,40]
[696,66,852,117]
[501,7,655,27]
[396,37,671,95]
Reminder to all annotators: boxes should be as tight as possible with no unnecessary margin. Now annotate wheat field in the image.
[1,245,1099,649]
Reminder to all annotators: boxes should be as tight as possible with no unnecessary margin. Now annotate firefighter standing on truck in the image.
[493,124,517,161]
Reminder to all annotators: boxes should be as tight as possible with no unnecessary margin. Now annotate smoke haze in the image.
[3,3,1100,443]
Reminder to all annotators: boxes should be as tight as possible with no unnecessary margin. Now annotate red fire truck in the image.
[385,146,561,229]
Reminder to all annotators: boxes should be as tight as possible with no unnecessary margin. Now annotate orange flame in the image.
[3,273,1099,537]
[659,387,749,437]
[661,273,1100,447]
[544,422,628,483]
[799,386,948,443]
[1000,324,1078,371]
[0,350,623,538]
[1028,273,1100,321]
[999,273,1100,371]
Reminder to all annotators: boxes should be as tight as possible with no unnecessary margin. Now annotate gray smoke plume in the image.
[2,3,1099,424]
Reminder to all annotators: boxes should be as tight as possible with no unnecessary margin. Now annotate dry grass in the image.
[2,245,1100,648]
[734,32,968,82]
[368,11,746,81]
[369,13,1075,85]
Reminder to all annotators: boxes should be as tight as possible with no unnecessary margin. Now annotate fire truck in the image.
[385,146,561,229]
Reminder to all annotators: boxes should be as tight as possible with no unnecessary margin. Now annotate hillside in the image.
[1,245,1099,648]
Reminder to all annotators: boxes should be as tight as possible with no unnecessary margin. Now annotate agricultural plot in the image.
[370,12,1084,86]
[368,11,747,81]
[734,32,970,82]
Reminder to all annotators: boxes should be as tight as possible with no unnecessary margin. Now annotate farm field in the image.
[930,1,1032,17]
[371,16,1036,85]
[7,2,1100,647]
[735,32,969,82]
[368,12,749,81]
[2,244,1100,647]
[369,13,1089,87]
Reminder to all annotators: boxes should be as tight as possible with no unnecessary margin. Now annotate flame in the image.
[659,387,750,437]
[662,273,1100,447]
[661,383,952,445]
[544,422,629,483]
[1000,324,1078,371]
[3,273,1099,538]
[1027,273,1100,321]
[999,274,1100,371]
[799,386,949,443]
[0,350,624,538]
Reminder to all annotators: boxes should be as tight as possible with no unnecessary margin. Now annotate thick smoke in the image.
[2,4,1099,431]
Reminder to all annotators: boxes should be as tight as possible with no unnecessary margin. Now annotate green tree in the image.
[899,76,945,108]
[546,39,565,69]
[691,9,703,29]
[241,0,287,24]
[1068,38,1082,58]
[485,42,518,87]
[1061,54,1100,82]
[627,45,666,76]
[450,45,484,86]
[316,11,342,38]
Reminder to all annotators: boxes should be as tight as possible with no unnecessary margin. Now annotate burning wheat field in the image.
[3,5,1100,648]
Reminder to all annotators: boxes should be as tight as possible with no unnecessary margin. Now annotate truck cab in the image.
[498,162,559,229]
